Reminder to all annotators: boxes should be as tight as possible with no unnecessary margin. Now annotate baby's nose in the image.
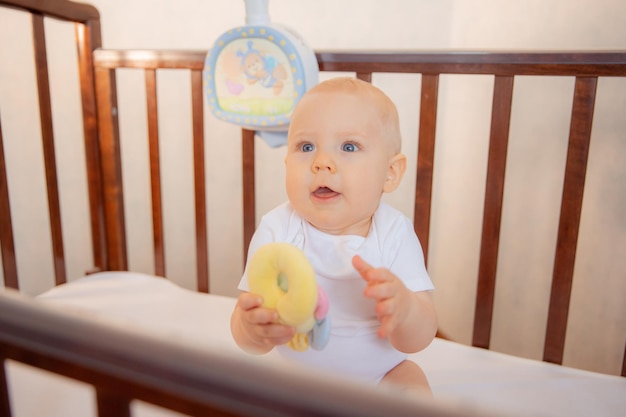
[312,154,336,173]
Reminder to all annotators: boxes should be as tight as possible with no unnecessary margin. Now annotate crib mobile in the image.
[203,0,319,147]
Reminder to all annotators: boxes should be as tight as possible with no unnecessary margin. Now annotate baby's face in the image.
[285,90,396,236]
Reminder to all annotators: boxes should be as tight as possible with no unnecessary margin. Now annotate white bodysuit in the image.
[238,201,433,383]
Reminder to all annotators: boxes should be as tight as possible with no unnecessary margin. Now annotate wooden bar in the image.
[242,129,256,262]
[1,339,239,417]
[414,74,439,264]
[191,70,209,293]
[0,354,9,417]
[543,76,597,365]
[92,50,626,77]
[0,0,100,22]
[75,21,106,272]
[96,389,131,417]
[356,72,372,82]
[316,51,626,77]
[32,13,67,286]
[0,118,18,290]
[94,49,207,70]
[145,69,165,277]
[95,67,127,270]
[472,75,514,349]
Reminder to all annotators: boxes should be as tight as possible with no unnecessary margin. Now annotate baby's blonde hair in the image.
[301,77,402,154]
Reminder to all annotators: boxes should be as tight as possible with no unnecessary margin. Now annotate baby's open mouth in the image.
[313,186,339,198]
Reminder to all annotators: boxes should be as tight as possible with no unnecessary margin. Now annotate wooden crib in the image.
[1,0,625,416]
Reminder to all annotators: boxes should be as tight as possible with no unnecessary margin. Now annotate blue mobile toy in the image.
[204,0,319,147]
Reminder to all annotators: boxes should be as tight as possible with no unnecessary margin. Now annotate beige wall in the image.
[1,0,624,375]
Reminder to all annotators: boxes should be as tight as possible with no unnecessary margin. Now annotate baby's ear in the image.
[383,153,407,193]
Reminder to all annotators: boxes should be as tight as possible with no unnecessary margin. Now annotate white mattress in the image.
[6,272,625,417]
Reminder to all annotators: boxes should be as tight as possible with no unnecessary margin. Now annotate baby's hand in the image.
[233,292,295,353]
[352,255,413,339]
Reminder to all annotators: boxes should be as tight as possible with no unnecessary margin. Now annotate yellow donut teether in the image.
[248,243,318,340]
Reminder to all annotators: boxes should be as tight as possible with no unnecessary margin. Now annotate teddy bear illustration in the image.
[237,40,287,95]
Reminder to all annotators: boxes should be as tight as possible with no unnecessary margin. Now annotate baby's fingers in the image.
[352,254,374,279]
[257,324,296,345]
[354,257,397,287]
[237,292,279,325]
[363,280,395,300]
[237,292,263,311]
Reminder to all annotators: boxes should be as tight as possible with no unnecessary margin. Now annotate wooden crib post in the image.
[31,13,67,285]
[96,388,131,417]
[0,117,18,290]
[473,75,514,350]
[145,68,166,277]
[191,69,209,293]
[0,356,11,417]
[414,74,440,265]
[242,129,256,262]
[543,76,597,365]
[76,16,108,273]
[95,66,128,271]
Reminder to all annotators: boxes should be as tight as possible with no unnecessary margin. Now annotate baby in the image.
[230,77,437,389]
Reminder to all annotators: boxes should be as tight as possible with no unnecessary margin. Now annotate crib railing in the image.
[85,49,626,375]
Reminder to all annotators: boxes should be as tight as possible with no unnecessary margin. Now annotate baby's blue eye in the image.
[301,143,315,152]
[341,142,358,152]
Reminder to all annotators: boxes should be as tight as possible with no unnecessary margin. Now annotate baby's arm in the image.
[230,292,295,354]
[352,255,438,353]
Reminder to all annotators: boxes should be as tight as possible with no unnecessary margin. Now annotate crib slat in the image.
[241,129,256,262]
[414,74,439,264]
[145,69,166,277]
[242,129,256,262]
[0,118,18,290]
[75,20,107,272]
[356,72,372,82]
[32,14,67,286]
[96,388,131,417]
[191,70,209,293]
[473,75,514,349]
[95,67,128,270]
[543,76,597,365]
[0,357,10,417]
